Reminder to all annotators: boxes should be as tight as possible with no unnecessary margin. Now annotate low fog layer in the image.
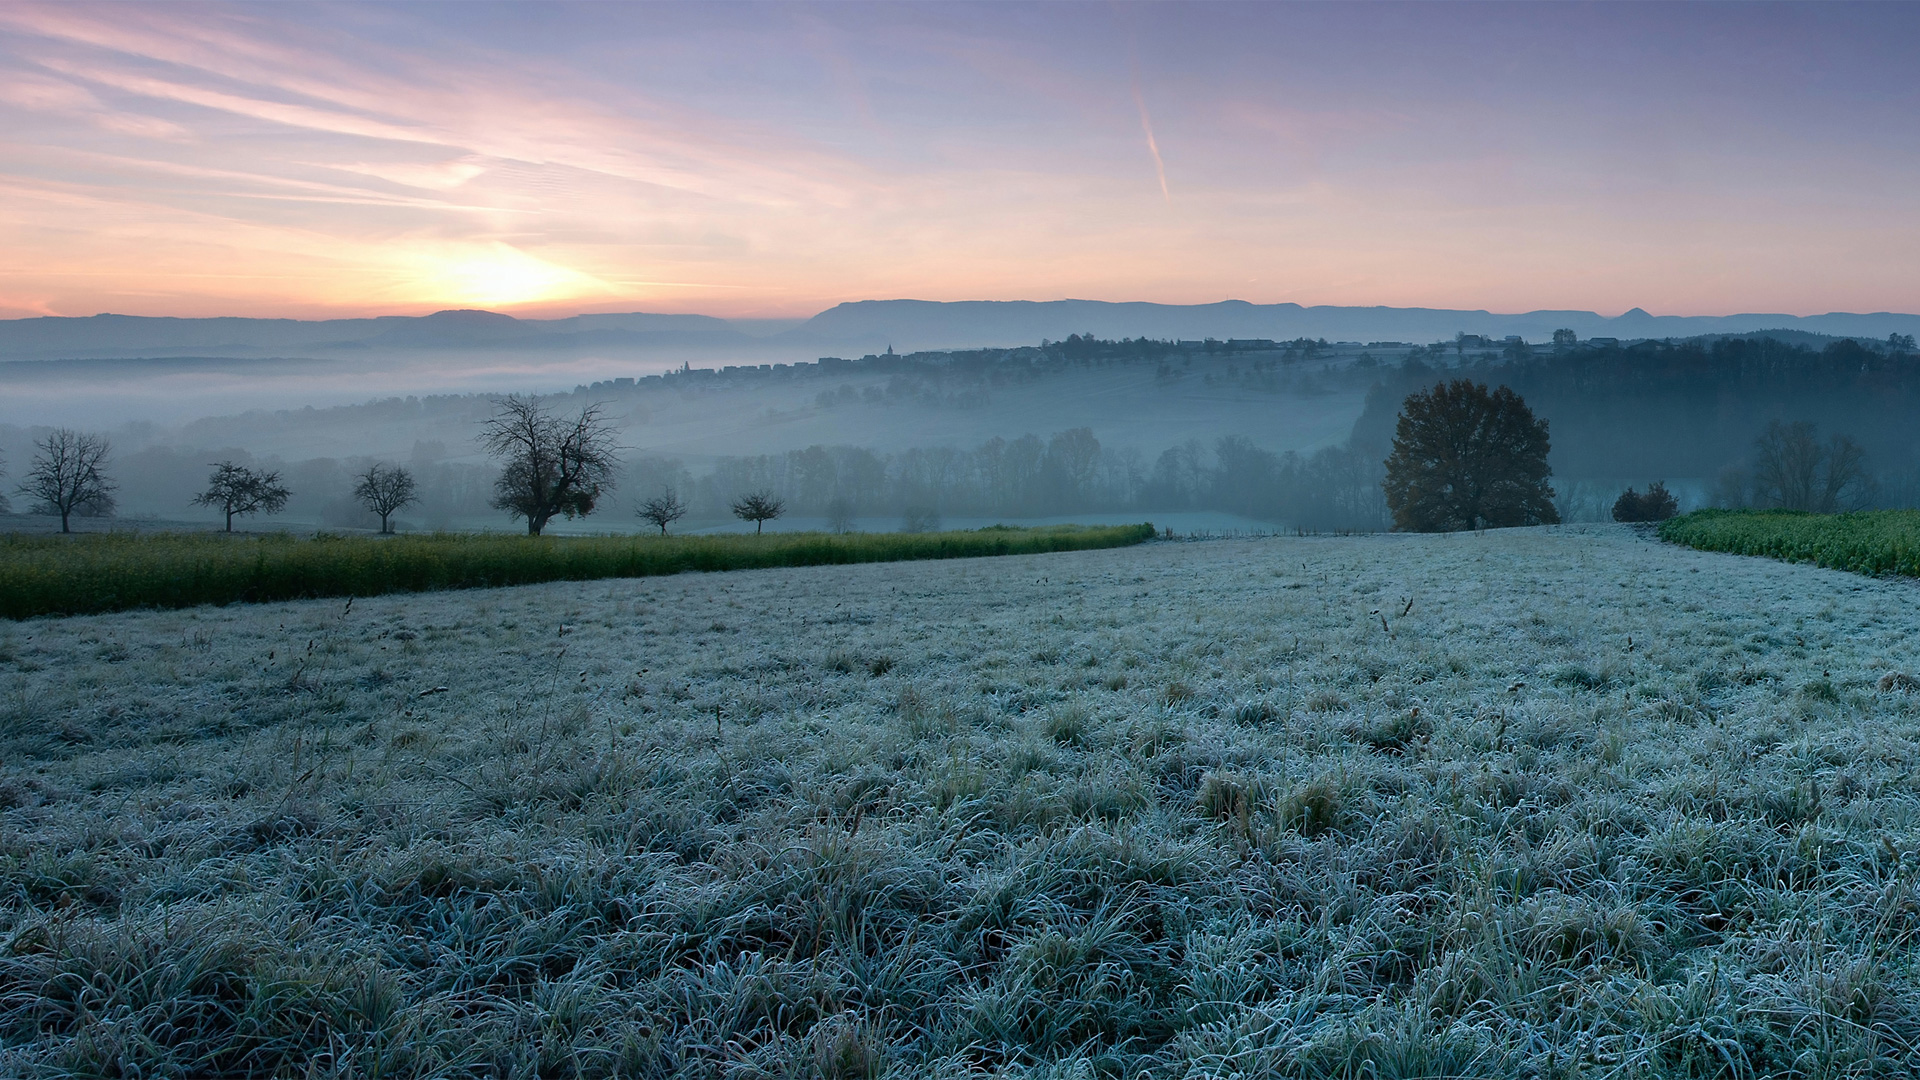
[6,300,1920,428]
[2,318,1917,535]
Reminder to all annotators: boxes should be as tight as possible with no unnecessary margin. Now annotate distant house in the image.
[1587,337,1620,348]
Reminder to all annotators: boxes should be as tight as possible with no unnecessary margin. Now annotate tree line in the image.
[0,396,1387,535]
[11,354,1902,536]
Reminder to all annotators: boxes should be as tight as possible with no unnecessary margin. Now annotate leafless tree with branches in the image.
[193,462,290,532]
[478,396,621,535]
[19,429,115,533]
[636,488,687,535]
[1751,420,1873,512]
[353,462,418,534]
[730,490,785,535]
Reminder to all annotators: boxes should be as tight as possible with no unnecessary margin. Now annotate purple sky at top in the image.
[0,1,1914,319]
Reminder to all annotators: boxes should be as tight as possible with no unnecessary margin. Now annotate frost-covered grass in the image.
[5,525,1920,1077]
[0,524,1152,619]
[1662,509,1920,578]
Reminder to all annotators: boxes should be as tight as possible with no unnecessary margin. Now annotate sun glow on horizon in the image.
[392,244,615,311]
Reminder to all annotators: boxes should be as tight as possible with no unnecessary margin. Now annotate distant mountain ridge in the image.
[0,309,751,360]
[786,299,1920,352]
[4,300,1917,362]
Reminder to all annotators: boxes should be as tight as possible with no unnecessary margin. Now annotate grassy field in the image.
[0,524,1155,620]
[1660,508,1920,578]
[5,525,1920,1076]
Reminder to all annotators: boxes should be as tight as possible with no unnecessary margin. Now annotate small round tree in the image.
[1383,380,1558,532]
[193,462,291,532]
[637,488,687,535]
[730,490,785,535]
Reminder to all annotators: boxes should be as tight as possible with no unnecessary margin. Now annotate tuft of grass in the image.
[1043,703,1093,746]
[1277,774,1348,836]
[0,523,1156,619]
[1349,708,1430,754]
[1660,508,1920,578]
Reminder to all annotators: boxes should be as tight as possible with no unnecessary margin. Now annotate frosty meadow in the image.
[4,525,1920,1076]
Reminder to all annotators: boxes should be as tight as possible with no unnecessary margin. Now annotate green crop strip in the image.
[1659,508,1920,577]
[0,523,1155,619]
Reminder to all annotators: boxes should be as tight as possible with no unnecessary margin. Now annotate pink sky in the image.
[1,2,1915,321]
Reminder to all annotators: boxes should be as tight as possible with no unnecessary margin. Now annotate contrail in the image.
[1130,59,1170,204]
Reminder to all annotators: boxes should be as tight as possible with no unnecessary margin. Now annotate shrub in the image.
[1612,481,1679,522]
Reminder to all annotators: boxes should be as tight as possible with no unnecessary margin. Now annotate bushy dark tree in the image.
[730,490,785,534]
[1383,380,1558,532]
[1612,481,1678,522]
[636,488,687,535]
[19,429,114,533]
[479,396,620,535]
[352,462,417,534]
[193,462,290,532]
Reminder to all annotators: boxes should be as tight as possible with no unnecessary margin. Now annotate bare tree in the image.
[0,449,10,515]
[899,506,940,533]
[479,396,620,535]
[19,429,115,533]
[730,490,785,535]
[193,462,291,532]
[1820,434,1873,512]
[825,496,857,534]
[353,462,418,534]
[636,487,687,535]
[1751,420,1823,511]
[1751,420,1873,512]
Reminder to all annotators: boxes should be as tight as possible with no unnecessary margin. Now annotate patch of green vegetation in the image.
[0,523,1155,619]
[1659,508,1920,577]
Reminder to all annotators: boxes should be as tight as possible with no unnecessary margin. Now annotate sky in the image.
[0,1,1916,321]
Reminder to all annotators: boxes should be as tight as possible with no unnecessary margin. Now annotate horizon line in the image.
[5,299,1919,325]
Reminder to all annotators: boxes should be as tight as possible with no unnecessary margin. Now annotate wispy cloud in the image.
[0,2,1915,318]
[1130,60,1170,204]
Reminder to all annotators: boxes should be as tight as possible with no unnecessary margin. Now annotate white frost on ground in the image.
[4,524,1920,1076]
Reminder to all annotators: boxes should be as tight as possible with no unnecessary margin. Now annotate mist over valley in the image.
[3,300,1916,535]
